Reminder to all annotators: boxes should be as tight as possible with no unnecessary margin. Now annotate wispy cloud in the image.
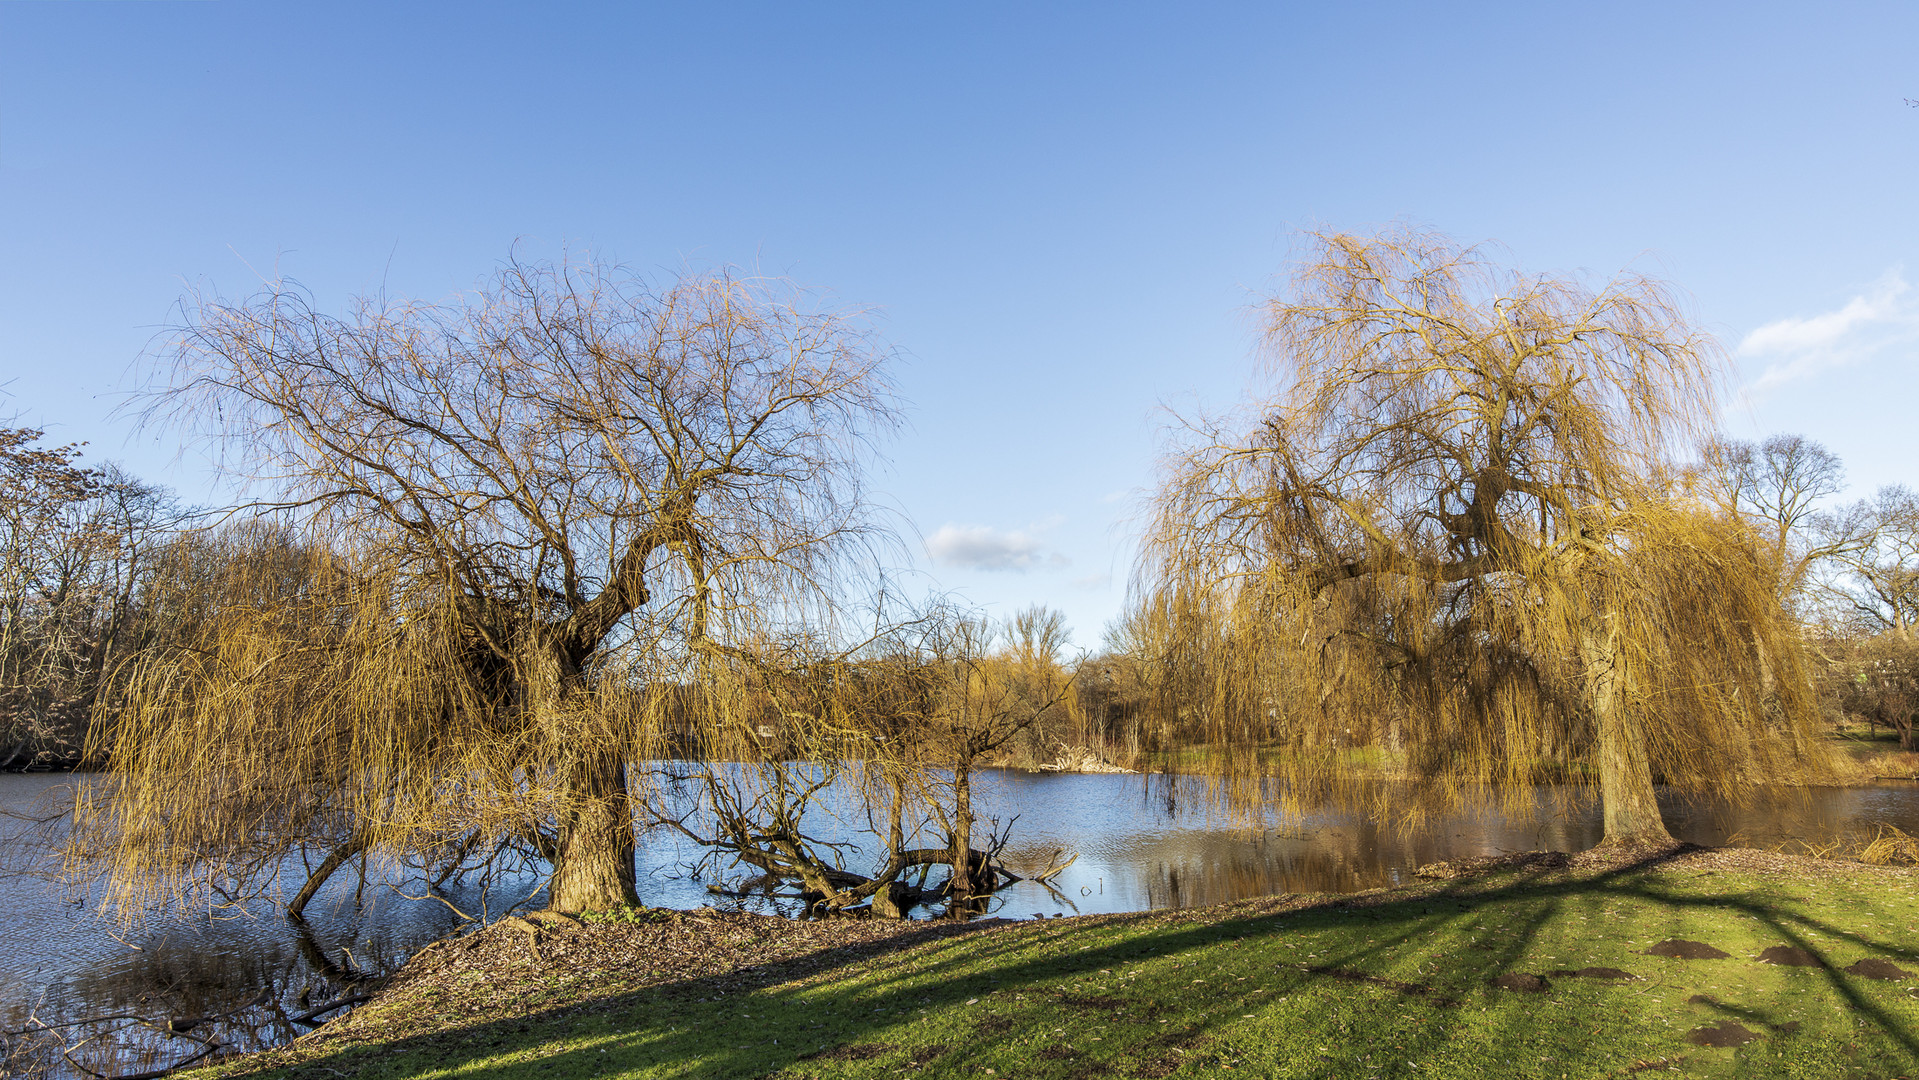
[1739,269,1919,393]
[924,523,1069,572]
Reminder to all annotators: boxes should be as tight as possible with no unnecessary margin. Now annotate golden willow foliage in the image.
[73,258,899,914]
[73,526,547,914]
[1136,227,1834,844]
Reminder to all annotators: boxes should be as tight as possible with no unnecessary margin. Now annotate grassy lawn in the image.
[200,847,1919,1080]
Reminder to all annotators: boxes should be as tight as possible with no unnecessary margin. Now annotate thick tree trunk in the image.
[1584,618,1673,847]
[948,760,975,911]
[1597,700,1672,846]
[548,741,639,912]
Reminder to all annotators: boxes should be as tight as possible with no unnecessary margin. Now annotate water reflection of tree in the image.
[1,848,465,1080]
[1124,785,1617,907]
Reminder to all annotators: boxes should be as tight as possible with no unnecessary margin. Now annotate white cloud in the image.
[924,523,1069,572]
[1739,269,1919,393]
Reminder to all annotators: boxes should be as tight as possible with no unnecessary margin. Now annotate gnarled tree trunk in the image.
[948,760,975,911]
[548,741,639,912]
[1584,619,1673,847]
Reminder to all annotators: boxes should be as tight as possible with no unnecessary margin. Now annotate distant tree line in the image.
[1703,436,1919,751]
[0,429,176,770]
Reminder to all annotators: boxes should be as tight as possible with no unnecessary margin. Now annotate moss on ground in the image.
[197,846,1919,1079]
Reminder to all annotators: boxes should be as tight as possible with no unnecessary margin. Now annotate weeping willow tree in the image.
[1137,227,1834,846]
[73,256,897,915]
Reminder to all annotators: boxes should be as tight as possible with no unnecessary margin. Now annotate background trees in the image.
[1,431,174,770]
[1700,433,1855,608]
[1134,227,1833,845]
[1804,486,1919,750]
[1819,486,1919,639]
[77,257,899,914]
[0,428,99,768]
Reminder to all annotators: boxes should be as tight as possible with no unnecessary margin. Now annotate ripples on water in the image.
[4,769,1917,1075]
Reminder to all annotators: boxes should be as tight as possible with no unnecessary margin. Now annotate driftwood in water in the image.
[789,847,1016,918]
[288,994,372,1028]
[284,832,369,920]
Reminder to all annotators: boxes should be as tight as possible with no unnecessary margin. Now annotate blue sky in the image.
[4,3,1917,649]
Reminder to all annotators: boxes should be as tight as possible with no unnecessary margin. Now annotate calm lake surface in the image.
[6,769,1919,1075]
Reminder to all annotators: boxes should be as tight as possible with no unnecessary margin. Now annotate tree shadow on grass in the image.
[222,849,1919,1079]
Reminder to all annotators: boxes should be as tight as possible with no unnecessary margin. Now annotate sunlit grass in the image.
[197,852,1919,1080]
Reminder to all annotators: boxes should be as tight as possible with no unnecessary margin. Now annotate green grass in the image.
[208,851,1919,1079]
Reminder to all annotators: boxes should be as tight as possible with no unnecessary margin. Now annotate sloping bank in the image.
[194,847,1919,1080]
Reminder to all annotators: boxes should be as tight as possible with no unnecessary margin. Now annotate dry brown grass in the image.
[1831,740,1919,782]
[1746,823,1919,868]
[1856,825,1919,866]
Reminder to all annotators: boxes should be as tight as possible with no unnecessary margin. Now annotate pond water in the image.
[5,769,1919,1075]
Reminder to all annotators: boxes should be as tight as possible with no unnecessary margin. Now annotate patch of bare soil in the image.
[1038,1043,1114,1076]
[902,1044,949,1067]
[1844,957,1913,980]
[1648,939,1730,960]
[1756,946,1824,967]
[1416,841,1919,885]
[1548,967,1638,980]
[1685,1022,1759,1048]
[1491,972,1551,992]
[800,1042,893,1062]
[1297,964,1459,1005]
[1129,1052,1182,1079]
[1574,842,1919,880]
[1125,1030,1208,1078]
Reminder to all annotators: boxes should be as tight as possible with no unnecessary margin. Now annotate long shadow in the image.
[1572,862,1919,1060]
[1127,847,1919,1073]
[217,849,1919,1079]
[1417,848,1919,1065]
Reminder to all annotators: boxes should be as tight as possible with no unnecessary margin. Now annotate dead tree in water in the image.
[657,608,1073,918]
[1135,226,1834,846]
